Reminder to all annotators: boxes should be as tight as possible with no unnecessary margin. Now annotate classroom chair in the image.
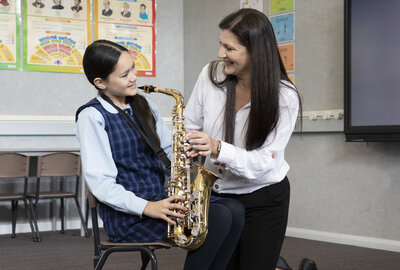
[0,153,37,241]
[27,152,89,241]
[87,191,171,270]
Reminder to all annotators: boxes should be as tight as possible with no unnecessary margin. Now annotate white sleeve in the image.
[76,107,148,217]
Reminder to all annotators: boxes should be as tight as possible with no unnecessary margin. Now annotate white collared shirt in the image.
[184,64,299,194]
[76,95,172,216]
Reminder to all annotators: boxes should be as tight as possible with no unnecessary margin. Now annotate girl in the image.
[76,39,244,270]
[184,8,302,270]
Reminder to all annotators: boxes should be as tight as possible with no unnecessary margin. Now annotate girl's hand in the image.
[143,195,187,225]
[184,130,219,157]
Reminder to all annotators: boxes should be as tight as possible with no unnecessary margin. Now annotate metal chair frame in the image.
[88,191,171,270]
[27,153,89,241]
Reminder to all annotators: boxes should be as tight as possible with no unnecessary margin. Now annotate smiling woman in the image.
[184,8,302,270]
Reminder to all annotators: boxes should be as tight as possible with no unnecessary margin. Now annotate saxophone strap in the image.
[101,93,171,171]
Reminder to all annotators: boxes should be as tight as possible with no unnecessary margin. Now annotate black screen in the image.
[345,0,400,141]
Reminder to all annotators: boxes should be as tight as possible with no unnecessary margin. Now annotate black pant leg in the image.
[184,203,232,270]
[209,198,245,270]
[225,177,290,270]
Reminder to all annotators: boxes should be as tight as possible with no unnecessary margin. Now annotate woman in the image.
[184,8,301,270]
[76,40,244,270]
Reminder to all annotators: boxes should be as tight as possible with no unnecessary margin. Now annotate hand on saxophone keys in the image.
[184,130,220,157]
[142,195,187,225]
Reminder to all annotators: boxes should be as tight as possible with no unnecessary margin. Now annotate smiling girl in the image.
[76,40,244,270]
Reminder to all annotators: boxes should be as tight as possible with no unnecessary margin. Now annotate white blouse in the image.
[184,64,299,194]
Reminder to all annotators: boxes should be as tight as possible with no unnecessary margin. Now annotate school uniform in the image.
[76,95,171,242]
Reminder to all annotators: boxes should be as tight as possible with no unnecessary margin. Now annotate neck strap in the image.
[100,93,171,171]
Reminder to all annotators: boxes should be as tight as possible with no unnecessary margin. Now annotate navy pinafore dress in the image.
[76,98,168,243]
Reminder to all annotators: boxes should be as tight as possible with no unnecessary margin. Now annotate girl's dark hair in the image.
[82,39,160,146]
[209,8,302,150]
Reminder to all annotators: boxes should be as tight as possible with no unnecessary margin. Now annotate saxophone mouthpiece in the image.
[138,85,156,93]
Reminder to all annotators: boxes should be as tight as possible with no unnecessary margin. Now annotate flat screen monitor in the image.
[344,0,400,141]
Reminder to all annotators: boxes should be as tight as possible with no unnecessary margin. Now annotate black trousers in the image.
[183,198,245,270]
[218,177,290,270]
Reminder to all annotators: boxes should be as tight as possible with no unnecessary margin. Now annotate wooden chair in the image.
[27,153,89,241]
[0,153,37,241]
[88,191,172,270]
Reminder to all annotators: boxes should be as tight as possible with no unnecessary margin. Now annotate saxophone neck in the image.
[139,85,184,105]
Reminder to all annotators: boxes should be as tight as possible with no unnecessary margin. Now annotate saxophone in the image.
[139,85,218,251]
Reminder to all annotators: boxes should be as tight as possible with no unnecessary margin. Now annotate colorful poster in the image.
[278,43,294,72]
[0,0,20,70]
[240,0,263,12]
[23,0,91,73]
[271,13,294,43]
[95,0,156,77]
[270,0,294,14]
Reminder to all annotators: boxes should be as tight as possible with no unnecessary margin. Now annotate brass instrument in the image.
[139,85,218,251]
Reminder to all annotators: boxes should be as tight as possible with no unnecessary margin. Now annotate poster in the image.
[23,0,91,73]
[270,0,294,14]
[95,0,156,77]
[240,0,263,12]
[278,43,294,72]
[0,0,20,70]
[271,13,294,42]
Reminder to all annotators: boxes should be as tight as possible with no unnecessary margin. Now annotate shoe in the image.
[276,256,293,270]
[298,258,318,270]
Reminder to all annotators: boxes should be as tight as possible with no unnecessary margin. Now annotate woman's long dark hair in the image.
[209,8,301,150]
[82,39,160,146]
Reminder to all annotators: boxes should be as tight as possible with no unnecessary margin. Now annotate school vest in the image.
[76,98,168,242]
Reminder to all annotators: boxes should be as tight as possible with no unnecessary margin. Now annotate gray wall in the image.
[0,0,183,118]
[183,0,400,247]
[0,0,184,231]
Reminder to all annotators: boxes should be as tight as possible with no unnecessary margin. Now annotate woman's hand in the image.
[143,195,187,225]
[184,130,219,157]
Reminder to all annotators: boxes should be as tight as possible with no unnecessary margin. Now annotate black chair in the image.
[0,153,37,241]
[87,191,172,270]
[27,152,89,241]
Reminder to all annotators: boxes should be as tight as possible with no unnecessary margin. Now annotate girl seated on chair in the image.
[75,39,244,270]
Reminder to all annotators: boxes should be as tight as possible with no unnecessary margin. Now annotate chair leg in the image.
[28,197,41,242]
[95,249,113,270]
[140,251,150,270]
[11,200,18,238]
[85,197,89,228]
[143,248,158,270]
[93,256,100,270]
[60,198,65,234]
[23,199,39,242]
[74,197,90,237]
